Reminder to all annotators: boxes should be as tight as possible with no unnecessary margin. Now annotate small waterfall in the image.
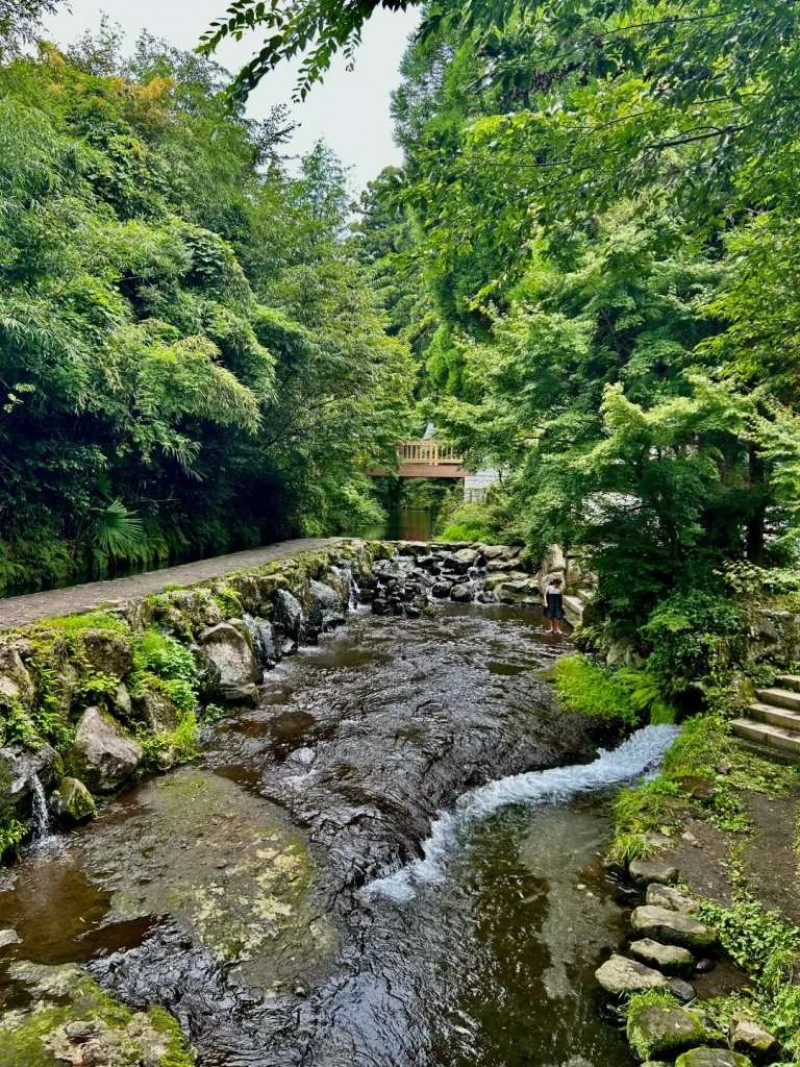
[331,562,360,612]
[363,723,680,903]
[29,773,58,852]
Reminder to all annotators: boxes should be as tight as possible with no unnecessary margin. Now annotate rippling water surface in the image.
[0,604,675,1067]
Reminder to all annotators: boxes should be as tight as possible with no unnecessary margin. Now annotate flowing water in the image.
[0,604,677,1067]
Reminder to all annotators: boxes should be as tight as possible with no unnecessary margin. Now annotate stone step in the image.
[776,674,800,693]
[755,687,800,711]
[732,718,800,757]
[748,702,800,732]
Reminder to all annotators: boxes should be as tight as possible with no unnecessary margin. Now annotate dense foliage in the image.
[331,0,800,662]
[0,22,412,594]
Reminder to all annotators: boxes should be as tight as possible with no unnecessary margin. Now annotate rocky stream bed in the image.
[0,543,727,1067]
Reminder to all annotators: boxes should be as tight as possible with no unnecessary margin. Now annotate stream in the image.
[0,602,677,1067]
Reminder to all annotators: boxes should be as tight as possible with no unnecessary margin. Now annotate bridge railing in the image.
[399,440,463,465]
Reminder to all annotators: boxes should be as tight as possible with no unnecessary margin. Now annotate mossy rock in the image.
[627,1001,715,1061]
[51,777,96,825]
[75,630,133,679]
[676,1048,753,1067]
[0,962,194,1066]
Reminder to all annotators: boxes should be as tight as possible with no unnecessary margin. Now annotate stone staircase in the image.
[732,675,800,757]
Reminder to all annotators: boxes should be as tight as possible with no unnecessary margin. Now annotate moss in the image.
[0,964,194,1067]
[608,715,800,865]
[626,993,713,1061]
[42,611,130,636]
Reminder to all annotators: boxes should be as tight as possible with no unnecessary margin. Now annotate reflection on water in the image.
[359,506,435,541]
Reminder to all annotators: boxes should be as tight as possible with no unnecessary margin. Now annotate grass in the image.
[608,713,800,864]
[553,654,677,727]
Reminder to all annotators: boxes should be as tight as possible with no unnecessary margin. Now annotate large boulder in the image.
[595,954,670,996]
[450,583,473,603]
[629,939,695,976]
[51,777,96,825]
[199,622,259,704]
[67,708,142,792]
[631,906,717,949]
[627,1003,715,1061]
[307,580,346,633]
[676,1049,753,1067]
[273,590,305,640]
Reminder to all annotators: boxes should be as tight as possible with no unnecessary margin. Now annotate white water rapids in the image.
[364,723,680,903]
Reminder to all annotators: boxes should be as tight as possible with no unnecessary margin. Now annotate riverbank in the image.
[595,713,800,1065]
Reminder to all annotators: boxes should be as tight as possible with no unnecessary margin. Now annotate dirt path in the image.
[0,539,342,631]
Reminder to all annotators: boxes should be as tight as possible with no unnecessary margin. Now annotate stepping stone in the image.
[629,859,679,886]
[595,954,670,996]
[676,1048,753,1067]
[670,978,697,1003]
[627,1003,715,1061]
[646,884,699,915]
[631,906,717,950]
[629,938,695,976]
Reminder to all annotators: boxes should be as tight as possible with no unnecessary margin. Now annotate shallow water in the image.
[0,605,674,1066]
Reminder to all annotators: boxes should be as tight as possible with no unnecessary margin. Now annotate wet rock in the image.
[486,558,520,572]
[695,958,715,974]
[729,1016,779,1061]
[629,859,679,886]
[247,618,279,670]
[675,1049,753,1067]
[307,580,346,633]
[281,637,299,657]
[76,629,133,679]
[405,605,422,619]
[629,939,695,976]
[0,743,60,825]
[199,622,260,704]
[627,1002,715,1061]
[595,954,669,995]
[51,777,96,825]
[562,594,585,627]
[631,906,717,950]
[646,884,700,915]
[67,707,142,793]
[273,589,305,640]
[450,583,473,603]
[76,767,335,995]
[372,598,389,615]
[0,927,21,949]
[670,978,697,1002]
[431,582,452,599]
[444,548,479,573]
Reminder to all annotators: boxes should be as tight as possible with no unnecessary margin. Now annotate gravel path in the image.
[0,539,342,631]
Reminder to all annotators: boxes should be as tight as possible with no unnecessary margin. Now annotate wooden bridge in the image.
[369,440,473,480]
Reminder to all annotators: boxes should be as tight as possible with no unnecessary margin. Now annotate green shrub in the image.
[645,592,744,697]
[554,655,676,726]
[132,629,198,686]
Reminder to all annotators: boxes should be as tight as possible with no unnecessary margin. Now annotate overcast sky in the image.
[43,1,421,189]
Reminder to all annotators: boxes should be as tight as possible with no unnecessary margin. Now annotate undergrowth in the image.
[554,654,677,726]
[698,895,800,1060]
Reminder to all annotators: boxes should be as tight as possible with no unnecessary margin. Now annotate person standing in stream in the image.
[543,576,566,635]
